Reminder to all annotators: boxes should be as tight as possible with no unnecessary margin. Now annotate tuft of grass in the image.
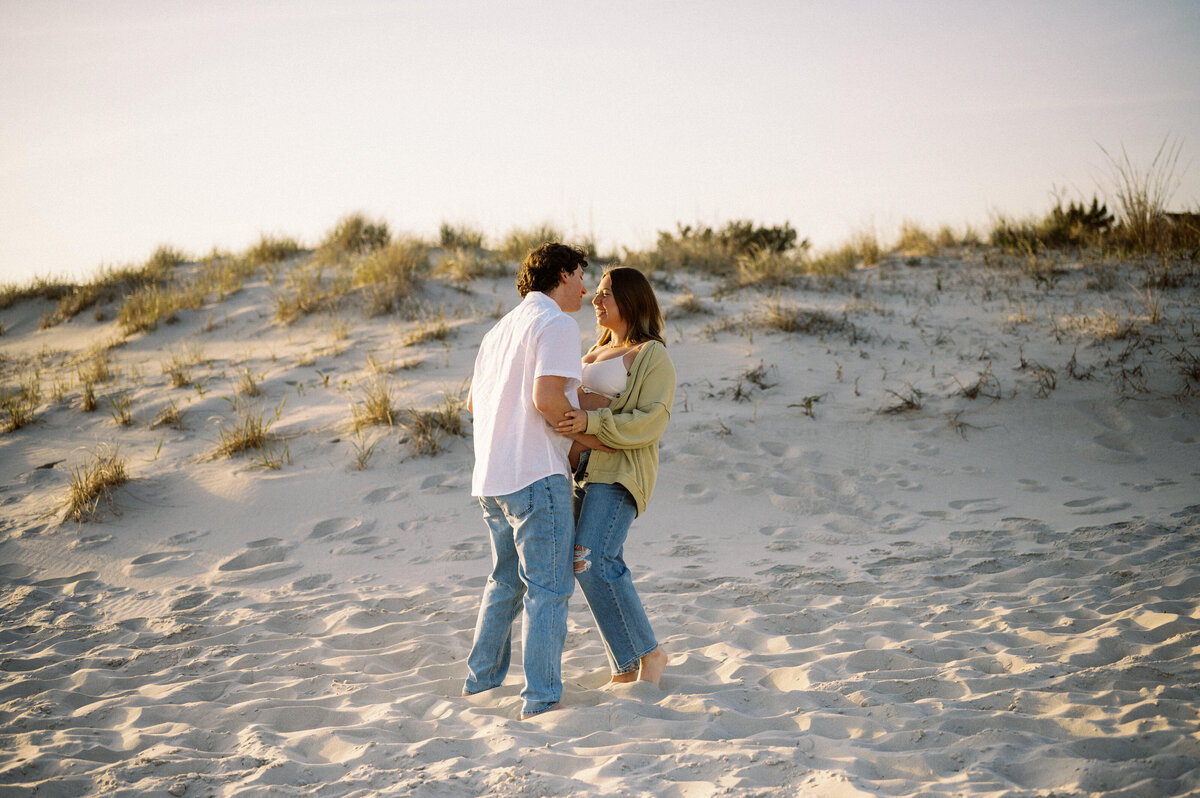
[163,345,203,388]
[213,400,279,458]
[351,429,379,470]
[152,400,184,430]
[432,247,509,281]
[953,363,1001,400]
[1,373,40,432]
[879,383,924,415]
[808,230,881,274]
[76,346,114,386]
[107,392,133,426]
[404,309,452,346]
[353,374,396,430]
[354,239,428,316]
[398,388,468,456]
[65,446,129,523]
[80,381,98,412]
[39,246,186,329]
[1102,136,1184,253]
[894,221,938,257]
[439,222,485,250]
[247,234,303,267]
[751,300,860,341]
[238,368,262,397]
[320,213,391,260]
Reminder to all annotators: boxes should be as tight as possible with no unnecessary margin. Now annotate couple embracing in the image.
[462,242,675,719]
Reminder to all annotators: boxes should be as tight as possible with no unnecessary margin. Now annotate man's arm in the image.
[532,375,574,426]
[534,376,614,453]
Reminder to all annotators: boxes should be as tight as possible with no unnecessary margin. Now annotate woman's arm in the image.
[560,355,676,449]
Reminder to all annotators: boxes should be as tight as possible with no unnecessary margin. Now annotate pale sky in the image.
[3,0,1199,284]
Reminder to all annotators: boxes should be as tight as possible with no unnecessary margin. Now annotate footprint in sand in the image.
[1064,496,1133,515]
[34,571,99,587]
[948,498,1005,515]
[169,590,213,611]
[214,540,300,584]
[310,517,376,541]
[333,536,391,556]
[1121,478,1178,493]
[164,529,210,546]
[681,483,715,504]
[438,539,487,561]
[72,534,114,550]
[1017,478,1048,493]
[419,473,459,492]
[124,550,193,577]
[363,487,403,504]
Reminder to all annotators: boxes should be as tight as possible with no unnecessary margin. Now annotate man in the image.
[462,242,604,719]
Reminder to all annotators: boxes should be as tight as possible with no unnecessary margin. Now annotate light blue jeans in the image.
[463,474,574,716]
[573,469,658,675]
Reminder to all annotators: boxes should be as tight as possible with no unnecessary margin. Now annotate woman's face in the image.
[592,274,623,332]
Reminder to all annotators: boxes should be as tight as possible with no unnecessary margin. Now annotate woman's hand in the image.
[556,409,588,435]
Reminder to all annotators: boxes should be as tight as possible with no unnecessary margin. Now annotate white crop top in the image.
[581,356,629,399]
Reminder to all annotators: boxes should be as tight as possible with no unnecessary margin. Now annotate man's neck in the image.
[542,283,573,313]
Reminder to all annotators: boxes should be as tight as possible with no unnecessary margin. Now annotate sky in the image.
[3,0,1199,285]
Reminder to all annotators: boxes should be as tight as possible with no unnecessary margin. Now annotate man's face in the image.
[562,265,586,313]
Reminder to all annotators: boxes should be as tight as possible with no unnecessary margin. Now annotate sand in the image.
[2,249,1198,796]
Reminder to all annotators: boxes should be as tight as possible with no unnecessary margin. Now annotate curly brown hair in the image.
[516,242,588,298]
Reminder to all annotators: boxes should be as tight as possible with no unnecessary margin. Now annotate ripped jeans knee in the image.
[573,545,591,574]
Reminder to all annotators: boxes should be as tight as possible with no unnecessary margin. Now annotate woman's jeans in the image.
[464,474,574,716]
[573,473,658,675]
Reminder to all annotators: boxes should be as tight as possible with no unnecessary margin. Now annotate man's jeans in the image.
[464,474,574,716]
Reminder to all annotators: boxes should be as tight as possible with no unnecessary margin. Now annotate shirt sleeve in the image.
[532,315,583,390]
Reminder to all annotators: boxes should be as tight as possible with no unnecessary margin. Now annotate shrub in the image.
[643,220,806,276]
[322,213,391,258]
[354,239,428,316]
[439,223,485,250]
[247,234,303,266]
[1103,136,1183,253]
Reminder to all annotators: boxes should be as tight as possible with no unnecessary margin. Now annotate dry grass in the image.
[319,213,390,262]
[151,400,184,430]
[354,239,428,316]
[1,372,40,432]
[213,400,279,458]
[432,247,508,282]
[398,388,468,456]
[107,391,133,426]
[879,383,924,415]
[953,363,1001,400]
[894,221,938,257]
[247,234,304,267]
[353,374,397,430]
[404,309,451,346]
[65,446,129,523]
[1102,136,1185,253]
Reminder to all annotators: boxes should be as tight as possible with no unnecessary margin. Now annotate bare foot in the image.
[609,671,637,684]
[519,703,559,720]
[637,646,667,687]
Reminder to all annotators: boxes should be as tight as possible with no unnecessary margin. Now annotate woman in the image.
[556,266,676,687]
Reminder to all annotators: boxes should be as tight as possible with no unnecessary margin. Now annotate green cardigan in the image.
[581,340,676,516]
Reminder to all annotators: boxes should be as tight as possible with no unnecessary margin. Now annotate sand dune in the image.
[2,251,1198,796]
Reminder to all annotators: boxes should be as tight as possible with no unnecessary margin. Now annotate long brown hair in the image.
[596,266,665,347]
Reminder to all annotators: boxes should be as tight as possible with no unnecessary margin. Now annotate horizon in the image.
[3,0,1199,285]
